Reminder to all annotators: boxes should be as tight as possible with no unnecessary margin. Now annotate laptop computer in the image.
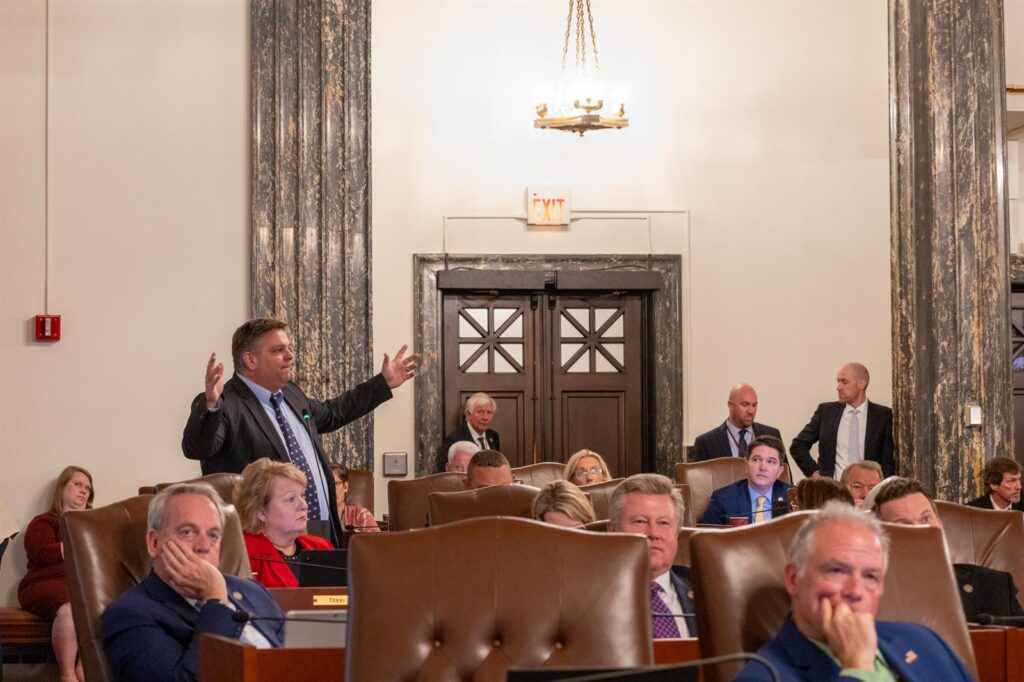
[296,548,348,587]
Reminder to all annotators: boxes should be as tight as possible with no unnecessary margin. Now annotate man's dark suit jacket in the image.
[733,617,974,681]
[181,373,392,542]
[698,479,793,525]
[954,563,1024,621]
[966,494,1024,512]
[440,424,501,463]
[667,565,698,637]
[691,421,782,461]
[102,572,285,682]
[789,401,895,478]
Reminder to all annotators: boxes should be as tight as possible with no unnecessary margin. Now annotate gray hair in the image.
[447,440,480,464]
[840,460,883,484]
[148,482,226,532]
[464,392,496,416]
[608,474,685,529]
[788,501,889,574]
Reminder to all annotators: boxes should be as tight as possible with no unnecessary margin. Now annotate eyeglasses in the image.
[574,467,603,477]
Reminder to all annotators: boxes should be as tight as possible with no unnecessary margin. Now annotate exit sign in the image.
[526,187,571,226]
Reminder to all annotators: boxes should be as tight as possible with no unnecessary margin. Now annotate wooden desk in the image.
[267,587,348,612]
[199,635,345,682]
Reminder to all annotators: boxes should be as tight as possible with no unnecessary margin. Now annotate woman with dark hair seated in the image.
[328,464,380,532]
[235,458,334,588]
[19,466,94,682]
[791,477,854,512]
[532,480,597,528]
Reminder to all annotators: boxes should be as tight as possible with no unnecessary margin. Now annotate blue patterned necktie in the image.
[269,392,321,519]
[650,582,681,638]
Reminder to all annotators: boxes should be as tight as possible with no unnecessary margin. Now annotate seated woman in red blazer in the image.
[235,458,333,588]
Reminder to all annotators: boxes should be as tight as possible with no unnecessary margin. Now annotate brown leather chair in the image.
[387,472,466,531]
[511,461,565,487]
[689,512,977,682]
[343,468,374,514]
[935,500,1024,608]
[674,457,790,522]
[346,517,653,680]
[578,478,624,520]
[428,483,540,526]
[153,472,243,507]
[61,494,251,682]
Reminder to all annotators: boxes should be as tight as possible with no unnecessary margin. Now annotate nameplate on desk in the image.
[313,594,348,607]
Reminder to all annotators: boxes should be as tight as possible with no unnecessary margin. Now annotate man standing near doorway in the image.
[441,393,500,466]
[691,383,782,461]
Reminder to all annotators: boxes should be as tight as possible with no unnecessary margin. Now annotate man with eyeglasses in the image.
[840,461,883,507]
[700,434,793,525]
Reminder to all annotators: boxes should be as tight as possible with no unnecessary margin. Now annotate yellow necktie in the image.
[754,496,767,523]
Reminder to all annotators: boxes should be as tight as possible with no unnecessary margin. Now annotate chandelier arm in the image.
[585,0,601,72]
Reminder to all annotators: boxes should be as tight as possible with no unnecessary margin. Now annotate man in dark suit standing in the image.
[967,456,1024,511]
[181,318,417,543]
[872,477,1024,622]
[691,383,781,461]
[700,435,793,525]
[789,362,895,479]
[440,393,500,465]
[608,474,696,638]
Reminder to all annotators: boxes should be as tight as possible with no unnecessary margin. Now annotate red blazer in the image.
[244,532,334,588]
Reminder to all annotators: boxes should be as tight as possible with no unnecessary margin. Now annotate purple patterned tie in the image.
[650,582,681,639]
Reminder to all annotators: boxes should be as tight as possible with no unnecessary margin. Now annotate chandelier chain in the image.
[585,0,601,72]
[575,0,586,73]
[560,0,573,72]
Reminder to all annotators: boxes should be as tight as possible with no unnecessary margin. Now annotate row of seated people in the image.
[44,469,1012,681]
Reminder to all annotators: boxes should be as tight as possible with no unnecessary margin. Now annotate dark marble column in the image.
[890,0,1012,500]
[251,0,373,468]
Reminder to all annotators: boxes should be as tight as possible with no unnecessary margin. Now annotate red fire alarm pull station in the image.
[35,315,61,341]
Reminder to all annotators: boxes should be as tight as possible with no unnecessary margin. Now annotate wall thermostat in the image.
[383,452,408,477]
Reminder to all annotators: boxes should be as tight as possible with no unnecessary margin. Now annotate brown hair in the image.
[870,477,936,514]
[234,458,307,534]
[793,478,853,511]
[231,318,289,369]
[328,463,349,483]
[48,466,95,515]
[746,434,786,460]
[466,450,510,482]
[983,456,1022,490]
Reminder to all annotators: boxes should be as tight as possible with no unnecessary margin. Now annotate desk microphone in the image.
[248,555,348,574]
[231,610,343,625]
[974,613,1024,626]
[343,524,382,532]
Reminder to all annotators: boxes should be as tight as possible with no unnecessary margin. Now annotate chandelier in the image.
[534,0,629,136]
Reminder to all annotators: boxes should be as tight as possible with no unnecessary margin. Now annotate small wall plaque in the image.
[383,452,408,477]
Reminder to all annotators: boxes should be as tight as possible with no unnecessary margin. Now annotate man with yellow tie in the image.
[699,435,794,525]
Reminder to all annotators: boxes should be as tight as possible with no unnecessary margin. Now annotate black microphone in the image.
[343,524,382,532]
[974,613,1024,626]
[232,611,344,625]
[301,408,312,423]
[248,555,348,573]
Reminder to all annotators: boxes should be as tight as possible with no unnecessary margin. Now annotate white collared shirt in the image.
[652,571,691,637]
[467,425,491,450]
[835,399,869,479]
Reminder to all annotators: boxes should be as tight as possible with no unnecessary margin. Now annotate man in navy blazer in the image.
[735,504,975,681]
[692,383,782,461]
[789,363,895,479]
[699,435,793,525]
[966,456,1024,511]
[182,318,417,543]
[103,484,286,682]
[440,392,501,469]
[609,474,696,637]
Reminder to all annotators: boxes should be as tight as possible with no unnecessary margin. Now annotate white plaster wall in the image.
[0,0,249,603]
[371,0,891,508]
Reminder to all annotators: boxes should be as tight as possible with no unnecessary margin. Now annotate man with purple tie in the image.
[608,474,695,638]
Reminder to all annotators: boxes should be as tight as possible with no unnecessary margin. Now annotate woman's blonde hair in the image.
[563,449,612,483]
[532,480,597,525]
[48,465,95,515]
[234,458,307,533]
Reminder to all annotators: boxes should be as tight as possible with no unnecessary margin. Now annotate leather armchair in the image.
[346,517,653,680]
[61,494,251,682]
[935,500,1024,608]
[387,472,466,531]
[674,458,789,523]
[153,472,243,508]
[428,483,540,526]
[689,512,976,682]
[578,478,624,520]
[510,462,565,488]
[344,468,374,514]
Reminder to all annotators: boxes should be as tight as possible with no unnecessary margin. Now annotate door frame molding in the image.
[413,254,683,477]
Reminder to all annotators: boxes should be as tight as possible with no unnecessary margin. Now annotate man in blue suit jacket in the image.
[103,484,286,682]
[735,504,975,681]
[699,435,793,525]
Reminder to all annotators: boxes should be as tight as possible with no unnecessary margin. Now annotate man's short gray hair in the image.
[447,440,480,463]
[148,482,226,532]
[788,501,889,574]
[608,474,685,529]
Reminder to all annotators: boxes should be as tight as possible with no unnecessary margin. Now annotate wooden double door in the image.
[443,290,650,476]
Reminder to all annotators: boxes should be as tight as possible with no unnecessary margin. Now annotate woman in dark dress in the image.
[18,465,94,681]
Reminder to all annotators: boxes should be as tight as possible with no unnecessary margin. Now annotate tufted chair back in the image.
[153,472,243,508]
[387,472,466,531]
[346,517,652,681]
[61,494,250,682]
[935,500,1024,608]
[578,478,623,520]
[428,483,540,526]
[674,458,790,522]
[510,462,565,488]
[689,512,976,682]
